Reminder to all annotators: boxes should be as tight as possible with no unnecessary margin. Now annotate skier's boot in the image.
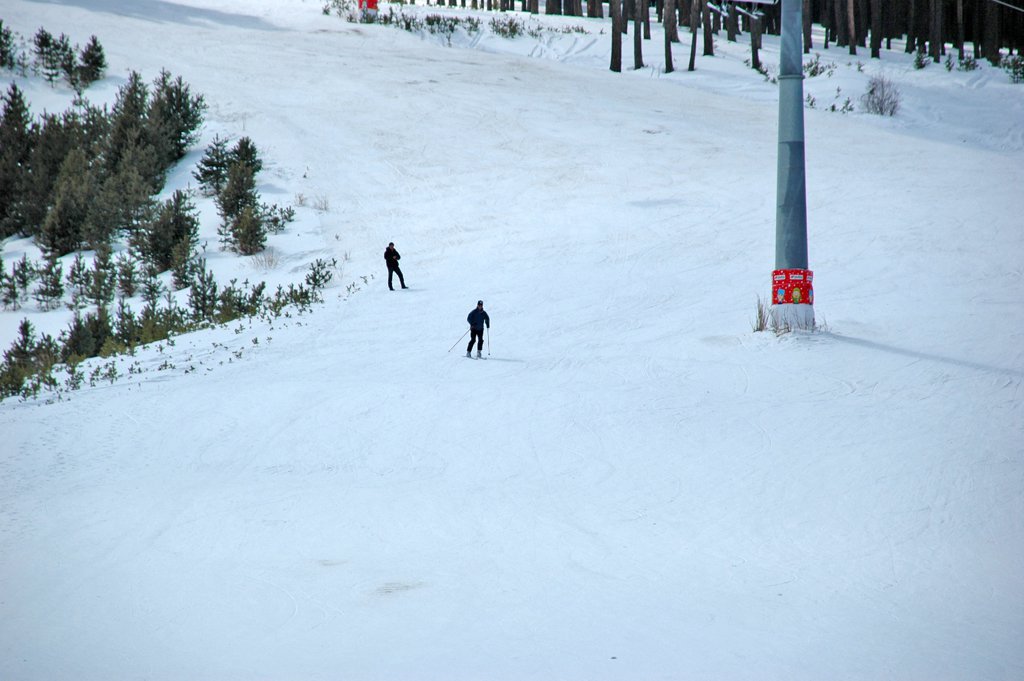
[476,350,482,359]
[466,350,472,358]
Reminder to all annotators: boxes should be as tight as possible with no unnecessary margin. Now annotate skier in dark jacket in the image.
[466,300,490,358]
[384,242,407,290]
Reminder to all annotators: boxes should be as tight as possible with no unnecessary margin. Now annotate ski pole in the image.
[486,327,491,356]
[448,328,470,352]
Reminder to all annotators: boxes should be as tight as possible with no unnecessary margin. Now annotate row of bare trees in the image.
[804,0,1022,64]
[605,0,1021,72]
[419,0,1022,68]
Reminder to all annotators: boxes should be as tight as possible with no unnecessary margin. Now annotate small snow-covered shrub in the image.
[803,53,836,78]
[957,53,980,72]
[490,16,525,38]
[1002,55,1024,84]
[913,46,929,70]
[828,87,854,113]
[860,75,901,116]
[305,257,338,290]
[424,14,459,40]
[323,0,359,20]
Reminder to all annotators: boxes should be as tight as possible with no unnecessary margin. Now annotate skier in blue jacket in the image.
[466,300,490,358]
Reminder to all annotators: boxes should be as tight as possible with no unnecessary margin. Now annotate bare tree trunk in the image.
[870,0,882,57]
[955,0,964,59]
[611,0,623,71]
[973,0,984,57]
[751,11,762,69]
[847,0,857,54]
[984,0,1001,65]
[665,0,676,71]
[884,0,897,49]
[665,0,680,43]
[906,0,917,52]
[546,0,561,15]
[857,0,870,45]
[823,0,831,48]
[702,1,714,55]
[803,0,813,52]
[643,0,652,40]
[688,0,699,69]
[929,0,941,62]
[634,0,645,68]
[834,0,846,47]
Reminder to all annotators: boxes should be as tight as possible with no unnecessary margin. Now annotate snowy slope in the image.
[2,1,1023,679]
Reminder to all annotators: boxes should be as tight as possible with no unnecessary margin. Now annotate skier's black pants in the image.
[468,328,485,353]
[387,265,405,290]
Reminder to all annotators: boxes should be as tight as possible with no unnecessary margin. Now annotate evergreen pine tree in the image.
[0,21,16,71]
[0,84,35,239]
[88,141,158,248]
[0,318,38,397]
[77,35,106,87]
[115,252,140,298]
[217,161,259,220]
[88,245,116,307]
[105,71,149,176]
[140,263,164,306]
[0,260,19,310]
[117,120,165,194]
[61,313,93,363]
[113,298,139,346]
[193,134,231,196]
[34,256,64,310]
[149,69,206,164]
[138,190,199,271]
[170,236,197,291]
[32,28,61,85]
[19,111,82,238]
[54,33,78,89]
[230,136,263,175]
[66,252,90,310]
[38,147,93,256]
[6,318,36,367]
[0,318,58,397]
[188,258,218,321]
[217,161,260,251]
[61,308,112,363]
[231,205,267,256]
[76,101,111,160]
[11,254,35,303]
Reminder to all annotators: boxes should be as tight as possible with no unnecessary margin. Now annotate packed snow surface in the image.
[2,1,1023,679]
